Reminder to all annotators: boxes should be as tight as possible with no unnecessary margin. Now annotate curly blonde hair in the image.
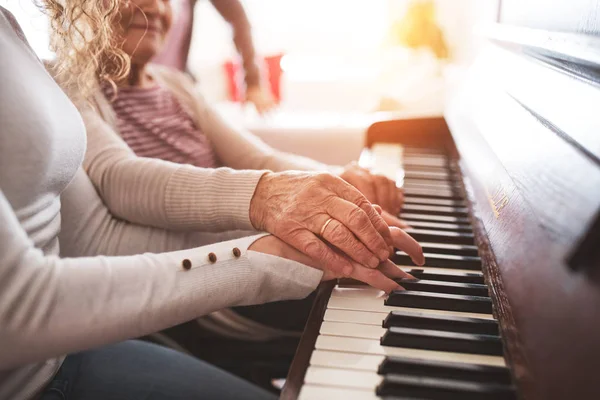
[40,0,130,101]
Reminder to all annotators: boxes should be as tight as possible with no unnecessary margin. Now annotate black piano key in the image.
[380,327,503,356]
[401,213,470,224]
[403,196,467,208]
[403,183,459,196]
[403,178,459,189]
[394,252,481,270]
[399,220,473,233]
[403,228,475,245]
[378,356,511,384]
[402,188,464,201]
[405,269,485,285]
[402,204,469,218]
[377,374,516,400]
[385,291,493,314]
[397,279,489,297]
[404,171,459,182]
[417,242,479,257]
[383,310,499,335]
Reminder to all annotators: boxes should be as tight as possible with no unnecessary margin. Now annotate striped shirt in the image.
[105,83,219,168]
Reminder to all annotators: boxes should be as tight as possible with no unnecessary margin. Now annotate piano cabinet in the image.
[281,4,600,399]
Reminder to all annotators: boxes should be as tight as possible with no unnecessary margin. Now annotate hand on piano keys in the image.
[292,145,517,400]
[251,226,425,294]
[339,162,405,216]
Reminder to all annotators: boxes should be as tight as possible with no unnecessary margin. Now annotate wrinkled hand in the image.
[339,162,404,216]
[249,227,424,293]
[245,85,277,115]
[250,171,394,276]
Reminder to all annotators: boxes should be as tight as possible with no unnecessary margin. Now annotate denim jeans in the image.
[39,340,277,400]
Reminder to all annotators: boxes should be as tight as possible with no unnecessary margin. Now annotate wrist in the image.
[249,171,275,231]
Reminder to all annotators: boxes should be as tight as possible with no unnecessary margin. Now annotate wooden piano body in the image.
[282,1,600,399]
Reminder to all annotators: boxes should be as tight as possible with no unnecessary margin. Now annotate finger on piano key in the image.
[401,268,485,285]
[328,290,495,320]
[383,310,499,335]
[298,385,380,400]
[381,327,504,356]
[315,334,506,367]
[397,279,490,297]
[377,374,516,400]
[394,252,481,269]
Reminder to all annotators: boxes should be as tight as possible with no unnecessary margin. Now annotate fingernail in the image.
[412,255,426,266]
[387,285,404,294]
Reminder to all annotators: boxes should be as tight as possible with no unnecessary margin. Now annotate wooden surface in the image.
[280,281,335,400]
[445,19,600,399]
[284,5,600,398]
[365,117,451,150]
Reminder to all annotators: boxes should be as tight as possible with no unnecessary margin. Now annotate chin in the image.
[124,38,163,64]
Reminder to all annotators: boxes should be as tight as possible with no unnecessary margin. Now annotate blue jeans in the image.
[39,340,277,400]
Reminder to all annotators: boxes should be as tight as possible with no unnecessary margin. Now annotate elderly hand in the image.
[250,171,394,276]
[245,84,277,115]
[250,227,424,293]
[339,162,404,216]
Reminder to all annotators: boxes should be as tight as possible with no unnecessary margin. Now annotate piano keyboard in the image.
[297,146,516,400]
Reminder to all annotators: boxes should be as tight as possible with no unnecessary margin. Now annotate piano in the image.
[281,1,600,399]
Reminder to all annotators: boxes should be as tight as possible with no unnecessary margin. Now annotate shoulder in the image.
[0,7,28,45]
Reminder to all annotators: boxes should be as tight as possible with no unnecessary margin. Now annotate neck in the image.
[122,62,152,87]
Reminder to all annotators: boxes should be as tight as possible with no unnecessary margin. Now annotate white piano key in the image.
[327,291,495,320]
[304,366,381,390]
[315,335,506,367]
[320,321,385,339]
[298,384,380,400]
[309,350,384,371]
[324,309,388,326]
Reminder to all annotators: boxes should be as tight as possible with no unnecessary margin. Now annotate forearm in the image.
[210,0,261,88]
[1,175,322,369]
[59,170,256,257]
[82,108,265,232]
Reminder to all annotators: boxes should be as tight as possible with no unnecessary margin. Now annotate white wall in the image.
[189,0,499,111]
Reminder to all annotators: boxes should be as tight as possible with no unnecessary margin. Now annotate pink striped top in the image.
[105,84,220,168]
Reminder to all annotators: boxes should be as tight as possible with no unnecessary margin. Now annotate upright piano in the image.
[281,1,600,399]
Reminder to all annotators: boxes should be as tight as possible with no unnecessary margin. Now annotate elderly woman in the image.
[69,0,413,342]
[0,3,424,400]
[65,0,413,338]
